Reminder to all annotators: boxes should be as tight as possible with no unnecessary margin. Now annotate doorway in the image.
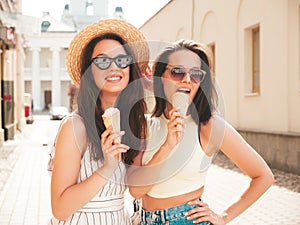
[44,90,52,111]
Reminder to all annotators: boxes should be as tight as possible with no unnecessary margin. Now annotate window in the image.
[245,25,260,94]
[208,43,216,75]
[252,27,260,93]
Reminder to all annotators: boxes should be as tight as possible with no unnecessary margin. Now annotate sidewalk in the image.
[0,116,300,225]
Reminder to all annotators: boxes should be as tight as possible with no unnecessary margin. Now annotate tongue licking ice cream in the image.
[102,107,121,144]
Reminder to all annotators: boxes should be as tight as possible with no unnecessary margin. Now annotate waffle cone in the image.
[172,92,190,117]
[172,92,190,139]
[102,107,121,144]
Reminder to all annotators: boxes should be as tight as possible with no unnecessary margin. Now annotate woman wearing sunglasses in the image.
[127,39,274,224]
[49,19,149,225]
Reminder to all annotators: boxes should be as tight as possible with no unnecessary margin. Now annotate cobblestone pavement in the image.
[213,152,300,193]
[0,118,300,225]
[0,135,22,193]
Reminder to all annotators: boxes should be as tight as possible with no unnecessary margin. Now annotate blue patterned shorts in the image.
[140,200,212,225]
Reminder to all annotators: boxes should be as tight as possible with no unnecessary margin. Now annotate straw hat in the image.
[66,19,150,87]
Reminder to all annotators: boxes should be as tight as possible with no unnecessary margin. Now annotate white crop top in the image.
[142,114,213,198]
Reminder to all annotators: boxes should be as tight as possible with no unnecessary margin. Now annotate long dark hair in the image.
[152,39,218,125]
[77,33,147,165]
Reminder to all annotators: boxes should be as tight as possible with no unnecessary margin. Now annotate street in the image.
[0,115,60,224]
[0,115,135,225]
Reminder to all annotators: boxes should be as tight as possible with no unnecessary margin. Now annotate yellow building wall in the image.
[141,0,300,134]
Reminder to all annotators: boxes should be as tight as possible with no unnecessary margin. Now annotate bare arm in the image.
[51,117,129,220]
[187,115,274,224]
[217,120,274,223]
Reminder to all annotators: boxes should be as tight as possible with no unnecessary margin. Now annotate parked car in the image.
[50,106,69,120]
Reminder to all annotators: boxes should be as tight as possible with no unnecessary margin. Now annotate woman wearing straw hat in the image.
[49,19,149,224]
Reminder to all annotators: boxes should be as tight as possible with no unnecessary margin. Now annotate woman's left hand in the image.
[185,199,226,225]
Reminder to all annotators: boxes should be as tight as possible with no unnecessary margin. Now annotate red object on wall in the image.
[3,95,12,100]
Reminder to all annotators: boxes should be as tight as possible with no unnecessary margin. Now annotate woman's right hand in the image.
[163,108,184,150]
[100,126,129,171]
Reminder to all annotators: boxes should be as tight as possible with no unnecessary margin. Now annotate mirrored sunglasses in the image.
[167,66,206,83]
[91,55,132,70]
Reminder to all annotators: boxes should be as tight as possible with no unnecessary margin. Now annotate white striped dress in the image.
[49,144,131,225]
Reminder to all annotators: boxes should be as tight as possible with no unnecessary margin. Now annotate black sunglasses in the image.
[167,66,206,83]
[91,55,132,70]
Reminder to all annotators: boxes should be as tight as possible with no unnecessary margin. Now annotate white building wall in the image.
[61,81,70,107]
[16,38,26,129]
[93,0,109,18]
[24,32,76,111]
[70,0,86,16]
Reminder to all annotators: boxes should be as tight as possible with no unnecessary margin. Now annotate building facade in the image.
[0,0,26,144]
[24,13,76,111]
[140,0,300,174]
[23,0,113,112]
[0,0,124,146]
[62,0,109,31]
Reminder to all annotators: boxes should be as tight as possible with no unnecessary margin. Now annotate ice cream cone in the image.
[172,91,190,139]
[102,107,122,159]
[102,107,121,144]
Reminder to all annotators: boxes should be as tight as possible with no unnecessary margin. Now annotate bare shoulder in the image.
[200,114,226,138]
[57,115,88,154]
[200,114,227,155]
[59,115,86,133]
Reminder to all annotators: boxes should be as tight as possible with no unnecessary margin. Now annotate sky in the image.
[21,0,169,28]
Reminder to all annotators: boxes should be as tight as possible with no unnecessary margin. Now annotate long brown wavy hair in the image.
[152,39,218,126]
[77,33,147,165]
